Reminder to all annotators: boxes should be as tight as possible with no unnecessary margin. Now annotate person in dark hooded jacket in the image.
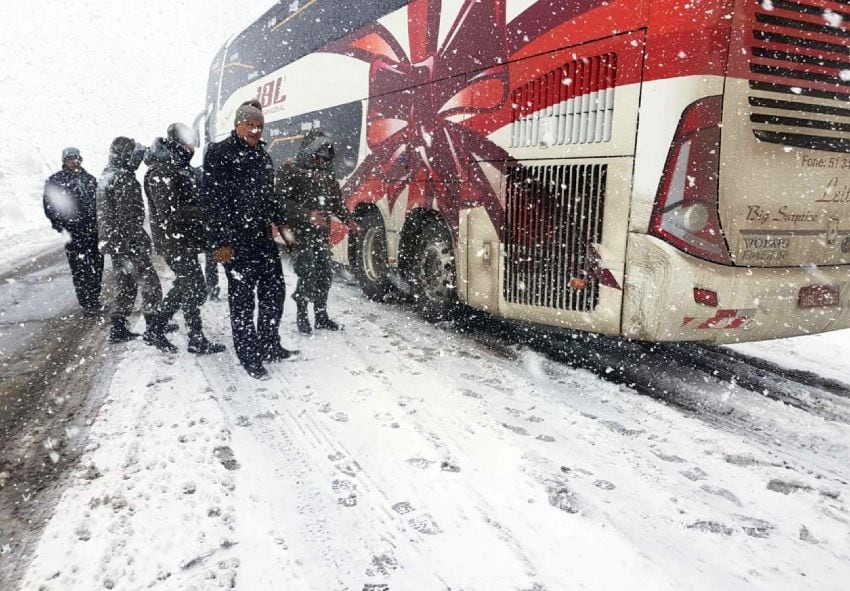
[275,129,353,334]
[144,123,225,355]
[43,147,103,315]
[97,136,175,351]
[201,100,295,378]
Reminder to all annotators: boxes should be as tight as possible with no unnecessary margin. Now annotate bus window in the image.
[218,0,411,108]
[265,102,363,178]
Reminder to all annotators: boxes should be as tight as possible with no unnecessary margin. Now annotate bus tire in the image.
[410,221,458,322]
[352,209,392,301]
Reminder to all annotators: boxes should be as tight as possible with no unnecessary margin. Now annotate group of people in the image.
[43,99,355,378]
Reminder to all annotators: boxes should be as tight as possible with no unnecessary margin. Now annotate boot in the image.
[143,313,178,353]
[296,300,312,334]
[314,309,341,331]
[109,317,140,343]
[188,333,226,355]
[243,361,269,380]
[263,342,299,362]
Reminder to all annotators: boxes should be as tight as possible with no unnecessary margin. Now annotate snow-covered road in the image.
[9,261,850,591]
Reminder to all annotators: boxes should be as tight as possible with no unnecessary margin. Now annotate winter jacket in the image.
[201,131,284,251]
[274,130,349,245]
[96,137,151,256]
[43,167,98,236]
[143,137,206,258]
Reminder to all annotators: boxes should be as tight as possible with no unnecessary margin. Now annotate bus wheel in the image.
[353,210,392,300]
[411,221,458,321]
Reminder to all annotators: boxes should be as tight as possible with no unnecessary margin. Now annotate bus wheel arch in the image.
[399,209,459,321]
[350,205,392,300]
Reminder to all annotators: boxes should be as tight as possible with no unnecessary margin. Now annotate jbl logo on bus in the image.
[255,77,287,108]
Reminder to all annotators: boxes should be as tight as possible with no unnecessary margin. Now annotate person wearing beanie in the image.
[96,136,176,352]
[201,101,296,379]
[143,124,225,355]
[43,147,103,316]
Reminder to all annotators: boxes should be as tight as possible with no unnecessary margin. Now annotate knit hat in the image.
[62,147,81,161]
[167,123,198,146]
[234,99,264,126]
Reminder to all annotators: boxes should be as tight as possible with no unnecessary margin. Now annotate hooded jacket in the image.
[274,129,349,244]
[143,137,205,258]
[201,131,283,252]
[96,137,150,255]
[43,166,98,236]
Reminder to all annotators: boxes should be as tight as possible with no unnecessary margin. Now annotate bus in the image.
[203,0,850,344]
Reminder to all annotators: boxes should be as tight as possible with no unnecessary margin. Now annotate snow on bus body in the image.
[205,0,850,344]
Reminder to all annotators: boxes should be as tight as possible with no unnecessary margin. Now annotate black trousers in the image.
[224,243,285,367]
[204,251,219,292]
[111,251,163,321]
[66,233,104,311]
[292,237,333,310]
[161,253,207,335]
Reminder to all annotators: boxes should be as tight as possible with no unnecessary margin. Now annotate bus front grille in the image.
[503,163,606,312]
[748,0,850,152]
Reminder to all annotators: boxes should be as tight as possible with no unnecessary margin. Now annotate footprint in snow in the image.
[686,520,734,536]
[409,513,441,535]
[700,485,741,507]
[440,461,461,473]
[214,446,241,471]
[333,479,358,507]
[601,420,645,437]
[331,412,349,423]
[392,501,415,515]
[366,553,398,577]
[680,467,708,481]
[652,450,687,463]
[502,423,529,436]
[406,457,434,470]
[736,516,774,539]
[547,485,580,514]
[767,479,812,495]
[336,461,361,477]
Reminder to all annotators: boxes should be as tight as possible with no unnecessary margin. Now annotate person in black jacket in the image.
[275,130,354,333]
[97,136,175,351]
[144,123,225,355]
[202,100,295,378]
[43,147,104,315]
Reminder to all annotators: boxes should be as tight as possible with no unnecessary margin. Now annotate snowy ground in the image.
[9,260,850,591]
[0,155,64,271]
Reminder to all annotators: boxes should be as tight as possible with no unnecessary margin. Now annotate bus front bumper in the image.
[622,234,850,344]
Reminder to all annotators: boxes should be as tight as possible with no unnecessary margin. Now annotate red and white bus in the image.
[203,0,850,343]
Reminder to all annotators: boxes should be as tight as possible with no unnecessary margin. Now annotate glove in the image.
[213,246,235,264]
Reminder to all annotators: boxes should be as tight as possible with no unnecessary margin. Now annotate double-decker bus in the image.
[203,0,850,343]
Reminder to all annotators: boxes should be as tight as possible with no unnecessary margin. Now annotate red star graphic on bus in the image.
[323,0,512,240]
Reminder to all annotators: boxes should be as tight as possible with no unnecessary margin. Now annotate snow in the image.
[15,265,850,591]
[0,150,64,270]
[729,331,850,388]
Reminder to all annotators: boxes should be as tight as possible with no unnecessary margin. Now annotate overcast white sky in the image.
[0,1,273,174]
